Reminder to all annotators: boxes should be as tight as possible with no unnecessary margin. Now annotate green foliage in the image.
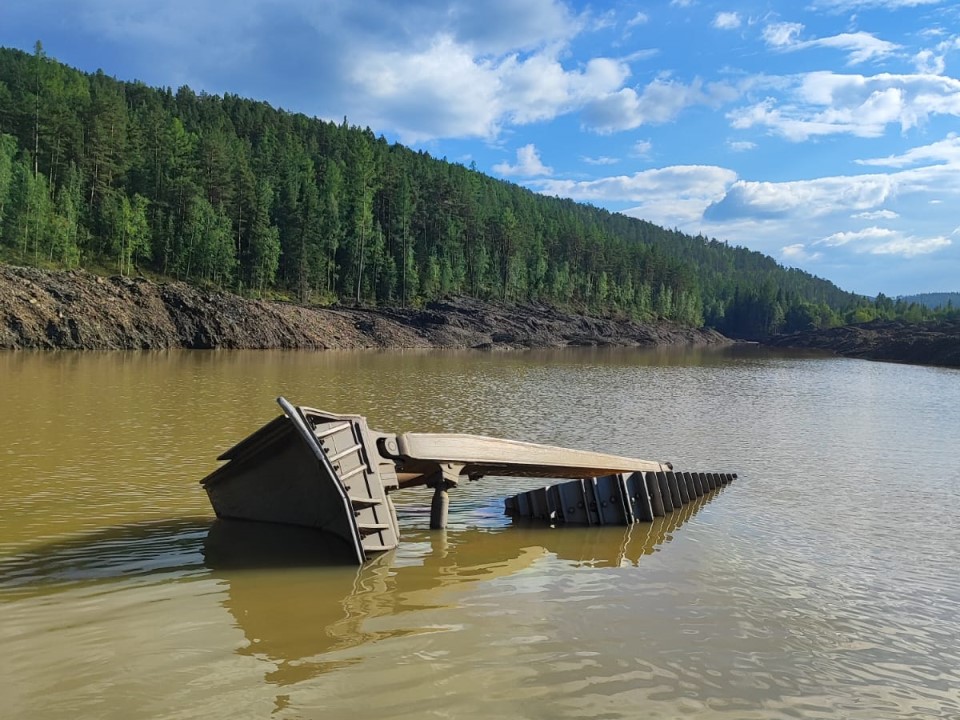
[0,133,16,227]
[247,179,280,294]
[1,45,946,333]
[898,292,960,311]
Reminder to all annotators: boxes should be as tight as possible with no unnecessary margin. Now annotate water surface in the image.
[1,348,958,719]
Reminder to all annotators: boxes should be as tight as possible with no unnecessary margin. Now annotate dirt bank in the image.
[766,319,960,368]
[0,265,730,351]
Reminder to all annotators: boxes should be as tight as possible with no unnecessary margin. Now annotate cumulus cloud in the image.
[352,36,504,140]
[537,165,735,201]
[351,38,633,141]
[697,160,960,251]
[705,174,897,221]
[493,144,553,176]
[913,50,945,74]
[713,12,741,30]
[39,0,644,143]
[728,72,960,141]
[526,148,957,278]
[583,76,737,133]
[535,165,737,227]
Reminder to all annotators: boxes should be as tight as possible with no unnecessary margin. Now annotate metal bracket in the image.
[427,463,463,529]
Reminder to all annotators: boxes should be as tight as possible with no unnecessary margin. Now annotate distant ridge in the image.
[899,293,960,310]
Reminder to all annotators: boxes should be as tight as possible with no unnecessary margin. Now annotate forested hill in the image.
[899,292,960,310]
[0,44,875,337]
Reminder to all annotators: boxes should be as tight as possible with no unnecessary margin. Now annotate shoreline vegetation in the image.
[0,264,729,351]
[3,44,952,345]
[0,46,957,364]
[3,264,958,368]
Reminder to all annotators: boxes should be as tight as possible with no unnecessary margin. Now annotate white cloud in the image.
[534,148,959,238]
[352,36,503,140]
[619,48,660,63]
[583,76,737,133]
[782,244,823,262]
[626,12,649,27]
[582,155,619,165]
[536,165,738,227]
[728,72,960,141]
[713,12,741,30]
[68,0,631,144]
[815,227,951,256]
[590,9,617,32]
[807,32,901,65]
[632,140,653,157]
[703,160,960,228]
[853,209,900,219]
[670,0,694,7]
[913,50,945,74]
[493,144,553,176]
[763,22,804,48]
[524,148,957,282]
[809,0,942,9]
[817,226,899,247]
[871,235,951,256]
[727,140,757,151]
[762,23,900,65]
[536,165,735,202]
[706,175,896,220]
[352,37,633,141]
[446,0,581,54]
[856,134,960,168]
[498,55,630,124]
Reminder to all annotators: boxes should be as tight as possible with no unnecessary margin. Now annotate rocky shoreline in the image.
[767,319,960,368]
[0,265,729,351]
[4,265,957,368]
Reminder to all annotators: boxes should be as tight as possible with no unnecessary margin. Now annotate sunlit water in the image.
[1,348,958,719]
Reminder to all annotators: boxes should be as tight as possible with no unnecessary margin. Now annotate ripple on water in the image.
[2,349,960,719]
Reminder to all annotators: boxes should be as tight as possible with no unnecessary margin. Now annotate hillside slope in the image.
[0,265,728,350]
[768,320,960,368]
[0,45,859,339]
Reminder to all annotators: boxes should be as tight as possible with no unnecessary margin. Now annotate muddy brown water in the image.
[1,348,959,719]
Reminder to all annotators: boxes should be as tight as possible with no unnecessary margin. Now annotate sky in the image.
[2,0,959,297]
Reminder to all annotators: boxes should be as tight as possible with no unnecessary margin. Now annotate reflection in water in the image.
[210,495,713,687]
[3,349,960,719]
[507,489,717,568]
[0,518,210,595]
[0,492,716,694]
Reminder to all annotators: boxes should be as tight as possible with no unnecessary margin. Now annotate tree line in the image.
[0,44,951,337]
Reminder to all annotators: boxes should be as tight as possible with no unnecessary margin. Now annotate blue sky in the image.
[2,0,959,296]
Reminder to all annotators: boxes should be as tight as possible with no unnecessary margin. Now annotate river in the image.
[1,348,958,719]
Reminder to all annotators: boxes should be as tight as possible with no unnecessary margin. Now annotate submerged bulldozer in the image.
[200,397,735,565]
